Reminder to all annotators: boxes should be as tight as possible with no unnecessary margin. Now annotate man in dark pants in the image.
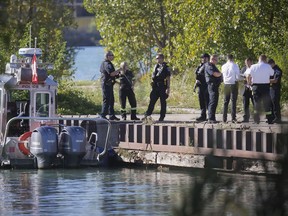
[240,58,254,122]
[221,54,240,123]
[195,53,210,121]
[268,59,282,123]
[246,54,274,124]
[205,55,222,123]
[119,61,140,120]
[100,51,120,120]
[144,53,171,121]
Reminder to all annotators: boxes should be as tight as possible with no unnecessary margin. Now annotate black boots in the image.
[131,110,140,120]
[121,113,127,120]
[121,110,140,120]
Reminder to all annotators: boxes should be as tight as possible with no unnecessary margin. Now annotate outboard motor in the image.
[59,126,86,167]
[30,126,58,168]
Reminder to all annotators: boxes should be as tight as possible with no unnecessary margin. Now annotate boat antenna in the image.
[34,37,37,49]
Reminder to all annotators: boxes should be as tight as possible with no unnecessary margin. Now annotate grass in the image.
[61,72,287,117]
[71,72,200,115]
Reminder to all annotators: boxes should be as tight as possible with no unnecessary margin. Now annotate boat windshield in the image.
[35,92,50,117]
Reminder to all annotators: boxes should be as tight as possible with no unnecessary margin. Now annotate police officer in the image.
[246,54,274,124]
[144,53,171,121]
[99,51,120,120]
[195,53,210,121]
[268,59,282,123]
[205,54,222,123]
[119,62,140,120]
[240,58,254,122]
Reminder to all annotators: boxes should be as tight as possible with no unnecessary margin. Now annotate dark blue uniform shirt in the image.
[100,60,116,84]
[270,64,282,88]
[205,62,222,85]
[195,62,207,85]
[152,62,171,83]
[120,70,134,89]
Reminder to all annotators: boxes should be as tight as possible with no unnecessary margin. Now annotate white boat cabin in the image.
[0,48,57,138]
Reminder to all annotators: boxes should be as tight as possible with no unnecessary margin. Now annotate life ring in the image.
[18,131,33,156]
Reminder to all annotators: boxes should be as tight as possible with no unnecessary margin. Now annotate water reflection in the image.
[0,168,282,215]
[0,168,194,216]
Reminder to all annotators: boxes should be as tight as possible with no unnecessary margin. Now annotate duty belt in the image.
[153,81,166,87]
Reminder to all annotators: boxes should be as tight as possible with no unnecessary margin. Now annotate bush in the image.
[57,80,102,115]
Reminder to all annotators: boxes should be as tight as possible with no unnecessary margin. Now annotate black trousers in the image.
[270,87,281,120]
[146,84,167,119]
[207,83,220,121]
[252,84,272,123]
[101,82,115,117]
[223,83,238,121]
[197,84,209,118]
[119,87,137,114]
[242,87,254,121]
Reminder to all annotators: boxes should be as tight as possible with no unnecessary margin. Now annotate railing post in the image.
[262,132,268,153]
[159,125,163,145]
[150,125,155,145]
[184,127,189,146]
[176,126,180,146]
[167,126,171,146]
[125,123,129,143]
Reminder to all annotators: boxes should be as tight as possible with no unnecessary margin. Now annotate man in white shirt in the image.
[221,54,240,123]
[245,54,274,124]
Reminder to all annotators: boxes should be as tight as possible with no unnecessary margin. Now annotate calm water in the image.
[0,167,282,216]
[74,46,105,81]
[0,168,193,216]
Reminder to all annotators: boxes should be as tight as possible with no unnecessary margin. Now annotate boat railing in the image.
[1,114,111,160]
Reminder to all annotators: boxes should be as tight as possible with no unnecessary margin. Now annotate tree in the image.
[0,0,76,80]
[85,0,288,101]
[84,0,176,74]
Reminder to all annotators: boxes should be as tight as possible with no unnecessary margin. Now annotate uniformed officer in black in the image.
[119,61,140,120]
[240,58,254,122]
[204,54,222,123]
[100,51,120,120]
[268,59,282,123]
[195,53,210,121]
[144,53,171,121]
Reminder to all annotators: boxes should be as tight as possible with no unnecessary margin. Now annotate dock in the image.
[119,113,287,174]
[63,113,288,174]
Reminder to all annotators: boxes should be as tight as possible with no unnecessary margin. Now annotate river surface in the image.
[74,46,105,81]
[0,168,193,216]
[0,167,282,216]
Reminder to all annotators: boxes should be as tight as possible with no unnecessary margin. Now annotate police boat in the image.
[0,48,118,169]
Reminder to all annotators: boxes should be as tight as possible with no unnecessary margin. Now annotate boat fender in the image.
[18,131,33,156]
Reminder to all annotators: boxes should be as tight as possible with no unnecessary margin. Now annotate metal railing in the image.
[118,123,287,161]
[0,114,112,160]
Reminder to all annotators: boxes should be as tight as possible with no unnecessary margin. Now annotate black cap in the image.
[201,53,210,58]
[268,59,275,64]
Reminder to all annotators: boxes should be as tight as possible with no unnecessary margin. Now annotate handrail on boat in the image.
[1,114,111,161]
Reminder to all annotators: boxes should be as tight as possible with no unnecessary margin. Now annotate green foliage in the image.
[0,0,76,80]
[57,80,102,115]
[84,0,288,101]
[84,0,174,74]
